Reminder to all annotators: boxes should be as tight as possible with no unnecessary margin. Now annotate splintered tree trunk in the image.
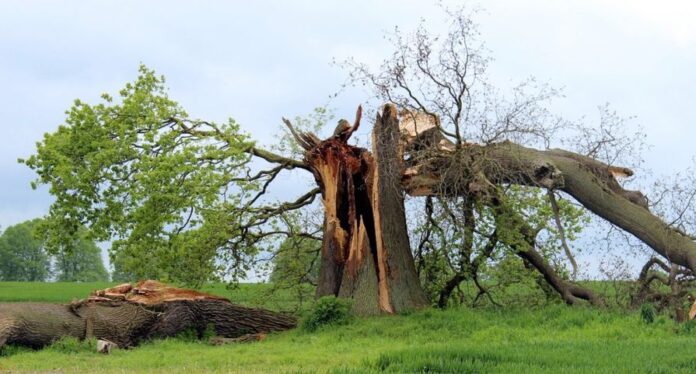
[300,105,428,315]
[371,106,429,312]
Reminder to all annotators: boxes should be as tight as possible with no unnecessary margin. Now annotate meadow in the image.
[2,282,696,373]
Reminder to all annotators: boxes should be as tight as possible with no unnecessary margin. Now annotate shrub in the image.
[302,296,353,332]
[680,319,696,334]
[640,303,656,324]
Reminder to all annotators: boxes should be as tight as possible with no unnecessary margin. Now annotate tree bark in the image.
[0,281,296,350]
[370,105,429,312]
[401,121,696,276]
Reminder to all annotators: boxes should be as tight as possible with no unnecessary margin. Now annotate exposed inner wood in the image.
[90,280,229,305]
[293,104,427,315]
[307,138,390,314]
[370,147,395,314]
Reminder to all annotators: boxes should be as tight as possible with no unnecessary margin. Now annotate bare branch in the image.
[547,190,579,279]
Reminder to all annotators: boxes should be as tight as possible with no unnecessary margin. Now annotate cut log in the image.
[0,281,296,350]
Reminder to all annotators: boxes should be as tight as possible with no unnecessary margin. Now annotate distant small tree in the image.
[53,229,109,282]
[0,219,51,281]
[0,219,109,282]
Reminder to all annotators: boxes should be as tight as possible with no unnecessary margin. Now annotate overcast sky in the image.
[1,1,694,274]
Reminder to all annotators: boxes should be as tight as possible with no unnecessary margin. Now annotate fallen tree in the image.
[400,119,695,270]
[284,104,605,311]
[22,8,696,317]
[0,281,296,349]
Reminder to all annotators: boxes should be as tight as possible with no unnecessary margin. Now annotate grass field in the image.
[2,282,696,373]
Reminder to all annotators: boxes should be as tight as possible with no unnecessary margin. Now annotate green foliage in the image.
[270,232,320,284]
[0,219,51,281]
[640,303,656,324]
[414,186,590,309]
[266,233,320,311]
[497,186,589,273]
[21,65,259,286]
[0,219,108,282]
[302,296,353,332]
[53,228,109,282]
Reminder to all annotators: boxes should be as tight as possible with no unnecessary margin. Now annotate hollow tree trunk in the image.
[0,281,296,349]
[294,105,428,315]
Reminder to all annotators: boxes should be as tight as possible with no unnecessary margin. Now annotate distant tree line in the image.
[0,219,109,282]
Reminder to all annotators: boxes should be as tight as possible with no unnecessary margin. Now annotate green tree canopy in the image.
[0,219,51,281]
[21,65,300,286]
[53,228,109,282]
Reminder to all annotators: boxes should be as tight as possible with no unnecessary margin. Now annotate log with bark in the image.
[399,112,696,272]
[0,280,296,350]
[395,106,696,304]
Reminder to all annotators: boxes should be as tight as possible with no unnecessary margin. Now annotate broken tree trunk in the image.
[0,281,296,350]
[399,111,696,275]
[285,105,428,315]
[286,102,694,310]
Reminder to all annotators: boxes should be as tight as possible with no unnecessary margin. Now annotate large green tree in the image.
[21,66,306,286]
[0,220,50,281]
